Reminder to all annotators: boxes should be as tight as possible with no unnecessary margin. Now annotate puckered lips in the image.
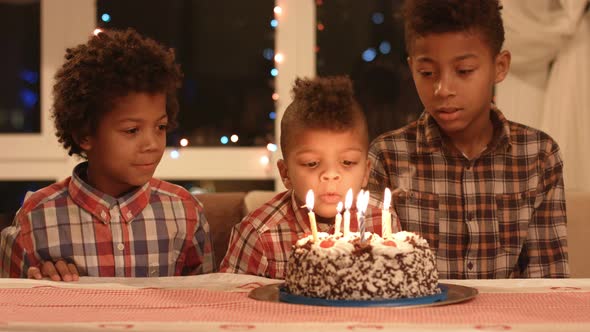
[318,192,342,204]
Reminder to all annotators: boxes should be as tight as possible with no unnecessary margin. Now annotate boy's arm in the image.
[219,219,268,276]
[2,211,80,281]
[181,206,215,275]
[0,214,37,278]
[523,143,569,278]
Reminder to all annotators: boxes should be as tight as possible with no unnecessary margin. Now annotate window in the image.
[316,0,423,140]
[96,0,276,147]
[0,1,41,133]
[0,1,316,191]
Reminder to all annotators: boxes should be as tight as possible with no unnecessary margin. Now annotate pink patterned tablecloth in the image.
[0,274,589,332]
[1,286,589,324]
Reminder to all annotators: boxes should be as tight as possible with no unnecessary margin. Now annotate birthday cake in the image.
[284,231,440,300]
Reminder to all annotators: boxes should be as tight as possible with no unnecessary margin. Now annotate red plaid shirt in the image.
[368,106,569,279]
[219,190,386,279]
[0,162,214,278]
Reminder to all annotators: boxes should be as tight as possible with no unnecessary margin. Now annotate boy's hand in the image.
[27,260,80,282]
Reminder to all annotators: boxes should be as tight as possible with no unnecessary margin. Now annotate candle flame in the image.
[360,190,370,213]
[345,189,353,210]
[305,189,314,211]
[336,201,343,213]
[356,190,364,211]
[383,188,391,210]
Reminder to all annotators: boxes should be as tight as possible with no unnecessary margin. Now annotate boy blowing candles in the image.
[220,76,389,279]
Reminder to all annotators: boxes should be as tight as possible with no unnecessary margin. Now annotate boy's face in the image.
[408,31,510,136]
[277,128,370,219]
[80,92,168,197]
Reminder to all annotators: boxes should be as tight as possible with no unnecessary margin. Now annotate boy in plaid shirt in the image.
[220,76,385,279]
[0,29,214,280]
[368,0,569,278]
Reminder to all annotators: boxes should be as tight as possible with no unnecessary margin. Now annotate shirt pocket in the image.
[394,190,440,249]
[494,191,536,254]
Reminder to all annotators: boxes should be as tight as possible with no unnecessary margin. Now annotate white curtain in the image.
[496,0,590,192]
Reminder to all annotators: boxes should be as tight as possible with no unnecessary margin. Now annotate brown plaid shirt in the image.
[368,106,569,279]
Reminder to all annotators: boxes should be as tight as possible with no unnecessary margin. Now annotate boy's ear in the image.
[277,159,292,189]
[75,134,92,151]
[362,159,371,188]
[494,50,511,84]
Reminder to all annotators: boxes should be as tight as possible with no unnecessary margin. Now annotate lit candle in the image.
[334,202,343,235]
[306,189,318,243]
[356,190,370,243]
[343,189,353,237]
[382,188,392,238]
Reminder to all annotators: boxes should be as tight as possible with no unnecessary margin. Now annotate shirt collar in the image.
[68,162,151,224]
[416,104,512,154]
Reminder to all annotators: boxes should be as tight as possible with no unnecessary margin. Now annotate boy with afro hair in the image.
[0,29,214,280]
[220,76,388,279]
[368,0,569,278]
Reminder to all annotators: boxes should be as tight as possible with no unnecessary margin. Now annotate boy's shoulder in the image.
[369,118,421,155]
[19,178,203,217]
[148,178,204,210]
[508,120,556,144]
[372,119,420,143]
[238,191,294,234]
[19,178,72,215]
[506,120,560,153]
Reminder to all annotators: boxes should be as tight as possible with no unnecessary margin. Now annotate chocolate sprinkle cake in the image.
[285,231,439,300]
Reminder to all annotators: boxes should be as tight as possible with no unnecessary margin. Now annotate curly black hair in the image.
[403,0,505,55]
[280,76,368,156]
[52,28,183,157]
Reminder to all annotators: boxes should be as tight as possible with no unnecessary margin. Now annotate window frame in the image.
[0,0,315,189]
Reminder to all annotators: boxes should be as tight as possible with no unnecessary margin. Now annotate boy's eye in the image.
[158,124,168,131]
[457,68,474,75]
[418,70,433,78]
[342,160,357,167]
[304,161,319,168]
[124,128,139,134]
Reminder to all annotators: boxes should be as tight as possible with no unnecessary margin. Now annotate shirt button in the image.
[150,263,158,276]
[100,210,107,219]
[467,261,474,270]
[117,243,125,251]
[126,211,133,219]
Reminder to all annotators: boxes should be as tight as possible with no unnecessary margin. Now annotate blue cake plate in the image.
[249,282,478,308]
[278,284,448,307]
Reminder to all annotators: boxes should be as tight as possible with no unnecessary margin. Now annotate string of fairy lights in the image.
[97,6,281,168]
[315,0,393,67]
[97,2,392,169]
